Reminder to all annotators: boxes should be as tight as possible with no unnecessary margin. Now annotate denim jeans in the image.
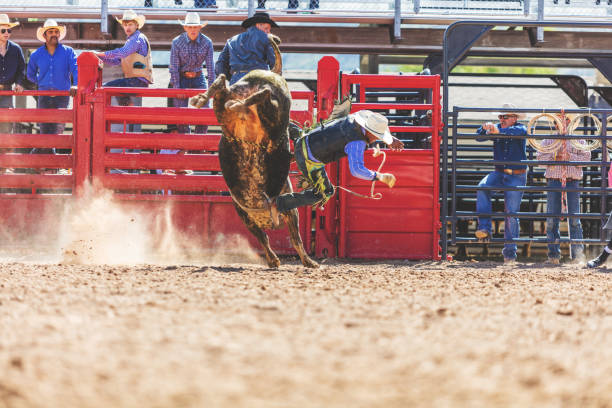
[476,170,527,259]
[173,75,208,134]
[545,179,584,259]
[276,137,334,212]
[34,95,70,154]
[0,95,13,134]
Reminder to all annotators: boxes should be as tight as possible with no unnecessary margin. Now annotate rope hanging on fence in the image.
[568,112,602,152]
[527,112,564,153]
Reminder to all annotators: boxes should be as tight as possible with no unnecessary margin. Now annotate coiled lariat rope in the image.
[335,146,387,200]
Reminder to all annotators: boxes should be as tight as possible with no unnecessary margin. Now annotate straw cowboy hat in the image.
[0,14,19,28]
[115,10,146,29]
[241,12,278,29]
[495,103,526,119]
[178,12,207,27]
[353,110,393,145]
[36,19,66,42]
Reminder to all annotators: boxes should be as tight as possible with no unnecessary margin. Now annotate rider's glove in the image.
[376,172,396,188]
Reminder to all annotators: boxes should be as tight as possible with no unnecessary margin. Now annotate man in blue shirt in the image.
[27,19,77,141]
[169,12,215,134]
[0,14,25,135]
[215,12,277,85]
[268,110,403,227]
[474,103,528,263]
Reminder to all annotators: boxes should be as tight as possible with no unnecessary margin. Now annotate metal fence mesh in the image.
[0,0,609,17]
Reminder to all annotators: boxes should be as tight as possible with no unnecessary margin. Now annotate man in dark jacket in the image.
[0,14,25,134]
[215,12,277,85]
[268,110,403,227]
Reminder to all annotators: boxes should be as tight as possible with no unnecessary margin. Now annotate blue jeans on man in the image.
[545,179,584,260]
[33,95,70,154]
[0,95,13,134]
[173,75,208,134]
[105,77,148,171]
[476,170,527,260]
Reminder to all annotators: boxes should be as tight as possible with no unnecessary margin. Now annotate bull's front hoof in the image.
[265,254,281,269]
[302,256,319,269]
[190,94,207,108]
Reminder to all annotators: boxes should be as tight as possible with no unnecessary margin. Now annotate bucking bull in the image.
[191,34,318,269]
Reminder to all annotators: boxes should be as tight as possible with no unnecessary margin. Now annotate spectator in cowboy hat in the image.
[26,18,77,152]
[95,9,152,100]
[267,110,403,227]
[0,14,25,135]
[474,103,528,263]
[168,12,214,134]
[214,12,278,85]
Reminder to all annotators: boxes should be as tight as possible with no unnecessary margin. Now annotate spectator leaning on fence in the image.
[474,103,528,264]
[169,12,214,134]
[0,14,24,135]
[536,113,590,264]
[267,110,403,227]
[95,10,152,103]
[215,12,277,85]
[27,19,77,147]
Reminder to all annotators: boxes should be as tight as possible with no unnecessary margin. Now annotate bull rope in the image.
[334,146,387,200]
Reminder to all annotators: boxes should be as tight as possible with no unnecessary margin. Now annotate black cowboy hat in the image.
[241,12,278,29]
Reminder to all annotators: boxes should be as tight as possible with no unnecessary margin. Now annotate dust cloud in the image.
[0,183,262,266]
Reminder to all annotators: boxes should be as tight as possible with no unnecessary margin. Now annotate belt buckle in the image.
[184,72,196,78]
[504,168,512,175]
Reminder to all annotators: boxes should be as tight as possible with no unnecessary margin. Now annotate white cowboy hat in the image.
[178,12,207,27]
[353,110,393,145]
[0,14,19,29]
[115,10,146,29]
[36,19,66,42]
[495,103,526,119]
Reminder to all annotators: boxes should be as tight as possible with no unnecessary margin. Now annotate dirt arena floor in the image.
[0,259,610,408]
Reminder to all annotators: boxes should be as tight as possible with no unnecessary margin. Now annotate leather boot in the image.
[586,251,609,268]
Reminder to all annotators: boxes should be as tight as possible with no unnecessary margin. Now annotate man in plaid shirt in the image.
[169,12,215,134]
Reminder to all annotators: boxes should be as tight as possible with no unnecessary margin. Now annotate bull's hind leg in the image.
[283,209,319,269]
[234,204,281,268]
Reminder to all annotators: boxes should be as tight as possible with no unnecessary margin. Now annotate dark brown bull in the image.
[191,35,318,269]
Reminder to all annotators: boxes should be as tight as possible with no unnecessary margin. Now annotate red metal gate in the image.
[315,59,441,260]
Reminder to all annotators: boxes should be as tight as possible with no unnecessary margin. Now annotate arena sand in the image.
[0,190,611,407]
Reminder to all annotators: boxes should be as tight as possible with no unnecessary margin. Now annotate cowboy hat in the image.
[353,110,393,145]
[115,10,146,29]
[241,12,278,29]
[178,12,207,27]
[36,19,66,42]
[0,14,19,29]
[495,103,526,119]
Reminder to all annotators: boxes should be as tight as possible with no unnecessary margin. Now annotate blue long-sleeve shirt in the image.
[169,32,215,89]
[27,43,77,90]
[215,26,276,79]
[476,122,528,170]
[100,30,149,85]
[0,40,25,86]
[344,140,377,180]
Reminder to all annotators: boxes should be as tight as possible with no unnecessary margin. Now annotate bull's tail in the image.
[268,34,282,75]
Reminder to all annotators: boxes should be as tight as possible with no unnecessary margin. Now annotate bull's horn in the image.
[268,34,282,75]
